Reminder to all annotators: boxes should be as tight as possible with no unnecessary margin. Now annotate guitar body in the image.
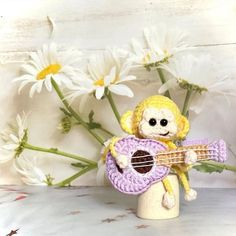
[106,136,227,195]
[106,136,170,195]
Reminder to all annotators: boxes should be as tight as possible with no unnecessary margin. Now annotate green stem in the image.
[105,89,121,124]
[23,143,97,166]
[74,122,115,137]
[182,87,193,117]
[157,68,171,99]
[200,161,236,173]
[99,127,115,137]
[55,165,97,187]
[51,79,104,145]
[180,87,194,179]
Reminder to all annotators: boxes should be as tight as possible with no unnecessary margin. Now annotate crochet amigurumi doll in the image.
[108,95,198,209]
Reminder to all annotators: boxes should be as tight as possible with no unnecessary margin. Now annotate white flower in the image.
[96,138,112,186]
[0,113,28,163]
[14,156,48,186]
[13,43,82,97]
[159,54,236,113]
[130,24,188,66]
[67,48,136,101]
[96,159,107,186]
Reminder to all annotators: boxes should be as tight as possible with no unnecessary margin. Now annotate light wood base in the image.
[136,175,179,220]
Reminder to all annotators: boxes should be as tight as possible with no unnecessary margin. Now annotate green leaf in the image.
[88,122,101,129]
[193,163,224,174]
[88,110,95,123]
[87,110,102,129]
[60,116,72,134]
[45,174,54,186]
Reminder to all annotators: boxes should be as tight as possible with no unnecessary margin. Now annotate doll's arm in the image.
[109,137,128,169]
[169,141,197,170]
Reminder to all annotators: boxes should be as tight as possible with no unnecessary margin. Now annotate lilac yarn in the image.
[106,136,227,195]
[208,139,227,162]
[182,138,209,146]
[106,136,169,195]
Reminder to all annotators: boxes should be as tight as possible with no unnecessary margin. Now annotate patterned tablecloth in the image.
[0,186,235,236]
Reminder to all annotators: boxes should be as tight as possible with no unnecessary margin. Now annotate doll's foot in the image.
[185,150,197,165]
[116,154,128,169]
[185,189,197,201]
[162,192,176,209]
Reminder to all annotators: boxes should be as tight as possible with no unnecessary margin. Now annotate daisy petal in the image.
[29,83,40,98]
[109,84,134,97]
[21,64,38,76]
[18,80,35,94]
[158,79,177,94]
[118,75,136,83]
[44,77,53,91]
[2,144,18,151]
[95,86,105,99]
[104,67,116,86]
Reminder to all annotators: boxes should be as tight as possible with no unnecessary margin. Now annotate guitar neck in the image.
[156,144,212,165]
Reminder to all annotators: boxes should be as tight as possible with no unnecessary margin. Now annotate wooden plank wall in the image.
[0,0,236,187]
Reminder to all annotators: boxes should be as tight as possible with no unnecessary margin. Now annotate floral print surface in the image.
[0,186,235,236]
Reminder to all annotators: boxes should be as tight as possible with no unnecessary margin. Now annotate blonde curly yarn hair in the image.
[120,95,189,140]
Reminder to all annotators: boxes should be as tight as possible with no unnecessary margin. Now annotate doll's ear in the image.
[120,110,134,134]
[176,115,190,139]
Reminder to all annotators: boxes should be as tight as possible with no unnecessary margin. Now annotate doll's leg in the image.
[162,177,176,209]
[174,167,197,201]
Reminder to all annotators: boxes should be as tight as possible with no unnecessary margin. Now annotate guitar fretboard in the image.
[156,144,213,165]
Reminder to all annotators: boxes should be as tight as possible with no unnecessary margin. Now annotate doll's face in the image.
[138,108,178,140]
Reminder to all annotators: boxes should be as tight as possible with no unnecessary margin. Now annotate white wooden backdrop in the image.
[0,0,236,187]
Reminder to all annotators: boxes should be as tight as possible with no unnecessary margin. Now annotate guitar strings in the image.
[131,155,215,166]
[131,157,212,168]
[125,147,218,160]
[131,161,211,168]
[132,159,212,168]
[130,153,217,160]
[157,148,218,155]
[131,154,215,165]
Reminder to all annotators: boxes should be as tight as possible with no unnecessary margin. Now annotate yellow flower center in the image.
[163,49,170,57]
[143,53,151,64]
[36,64,62,80]
[94,78,105,86]
[93,73,119,87]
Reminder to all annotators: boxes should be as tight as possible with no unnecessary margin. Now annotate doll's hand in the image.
[184,150,197,165]
[116,154,128,169]
[185,188,197,201]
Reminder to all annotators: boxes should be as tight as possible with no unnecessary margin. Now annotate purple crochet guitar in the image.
[106,136,227,195]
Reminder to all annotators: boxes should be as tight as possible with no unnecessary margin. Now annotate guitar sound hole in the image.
[131,150,154,174]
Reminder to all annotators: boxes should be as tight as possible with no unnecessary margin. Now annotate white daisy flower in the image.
[96,159,107,186]
[96,138,113,186]
[0,112,28,163]
[130,24,188,67]
[13,156,48,186]
[159,54,236,113]
[13,43,82,97]
[67,48,136,101]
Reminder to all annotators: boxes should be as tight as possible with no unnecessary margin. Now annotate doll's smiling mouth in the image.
[159,131,169,136]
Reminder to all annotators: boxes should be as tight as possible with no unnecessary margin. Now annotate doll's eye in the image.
[160,119,168,127]
[149,118,157,126]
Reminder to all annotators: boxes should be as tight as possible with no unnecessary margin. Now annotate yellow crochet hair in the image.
[120,95,189,140]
